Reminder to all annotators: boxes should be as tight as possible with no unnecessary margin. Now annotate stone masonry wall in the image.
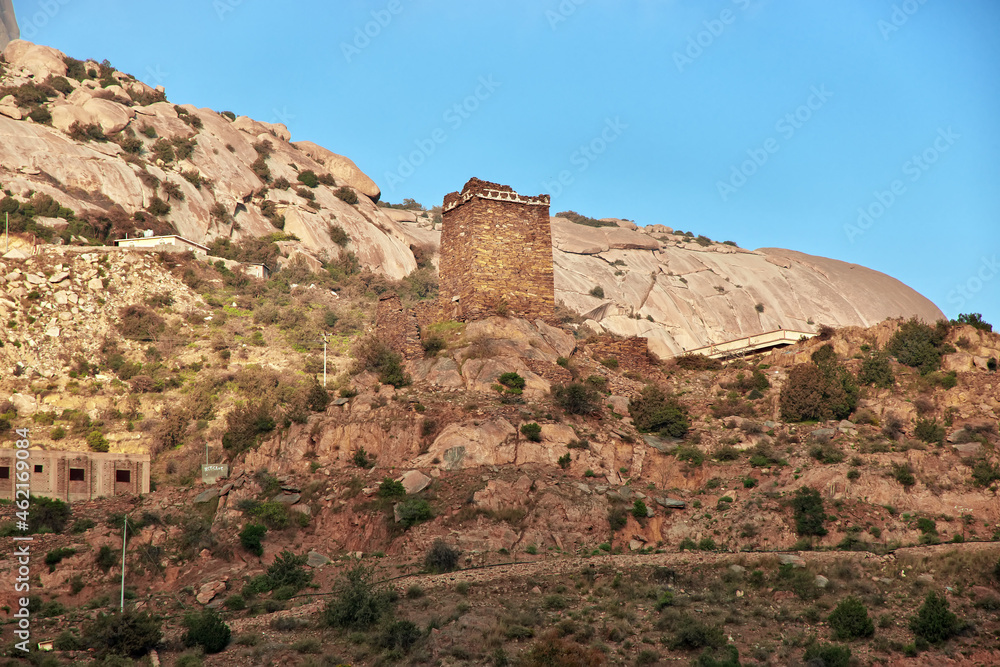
[587,336,657,375]
[439,178,554,322]
[375,293,422,360]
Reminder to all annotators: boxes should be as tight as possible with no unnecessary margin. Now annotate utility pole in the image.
[321,333,331,387]
[120,515,128,612]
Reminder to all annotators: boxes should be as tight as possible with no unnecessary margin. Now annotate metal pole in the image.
[120,516,127,612]
[322,334,330,387]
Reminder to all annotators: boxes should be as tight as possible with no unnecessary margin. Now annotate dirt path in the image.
[226,540,1000,633]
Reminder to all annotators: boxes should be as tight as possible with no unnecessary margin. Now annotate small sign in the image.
[201,464,229,484]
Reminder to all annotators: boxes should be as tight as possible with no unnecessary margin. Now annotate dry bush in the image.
[117,305,165,341]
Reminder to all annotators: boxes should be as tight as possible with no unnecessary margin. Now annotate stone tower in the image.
[438,178,554,321]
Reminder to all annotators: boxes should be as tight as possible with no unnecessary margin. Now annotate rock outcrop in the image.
[0,39,944,353]
[0,0,17,51]
[0,40,415,279]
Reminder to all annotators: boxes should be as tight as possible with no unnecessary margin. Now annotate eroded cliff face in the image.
[0,40,417,279]
[0,0,17,51]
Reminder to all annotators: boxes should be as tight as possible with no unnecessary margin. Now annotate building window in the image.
[0,467,8,479]
[115,470,131,483]
[34,464,43,473]
[69,468,85,481]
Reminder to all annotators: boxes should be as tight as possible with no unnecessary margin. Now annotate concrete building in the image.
[114,234,209,255]
[0,450,150,502]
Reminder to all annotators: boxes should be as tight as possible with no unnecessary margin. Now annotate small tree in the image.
[29,496,71,534]
[828,596,874,639]
[552,382,600,415]
[83,610,162,658]
[910,591,960,643]
[378,477,406,498]
[632,499,648,519]
[182,608,231,654]
[322,565,396,630]
[791,486,827,537]
[630,385,690,437]
[239,523,267,557]
[520,422,542,442]
[424,539,460,573]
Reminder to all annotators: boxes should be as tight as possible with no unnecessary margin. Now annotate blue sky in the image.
[14,0,1000,326]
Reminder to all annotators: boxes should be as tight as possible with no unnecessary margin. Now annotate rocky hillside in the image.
[2,38,946,360]
[0,40,418,279]
[0,237,997,665]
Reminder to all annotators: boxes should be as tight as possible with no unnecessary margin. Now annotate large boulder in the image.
[2,40,65,79]
[291,140,381,201]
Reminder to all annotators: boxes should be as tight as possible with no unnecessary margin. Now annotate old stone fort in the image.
[377,177,651,369]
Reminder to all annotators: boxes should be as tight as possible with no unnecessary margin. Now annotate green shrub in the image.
[971,459,1000,488]
[118,304,165,341]
[589,285,605,298]
[335,186,359,205]
[551,382,600,415]
[914,418,945,444]
[424,539,460,573]
[630,385,690,437]
[422,335,445,357]
[888,318,950,374]
[261,551,312,594]
[322,565,396,630]
[780,361,858,422]
[910,591,960,643]
[378,619,422,652]
[87,429,109,452]
[45,547,76,572]
[802,643,851,667]
[378,477,406,498]
[632,499,648,519]
[669,614,725,650]
[520,422,542,442]
[698,537,717,551]
[239,523,267,557]
[28,496,71,534]
[221,401,276,454]
[893,463,916,487]
[297,170,319,188]
[608,506,628,531]
[675,445,705,466]
[828,596,874,639]
[791,486,827,537]
[396,499,432,527]
[96,545,117,572]
[557,452,571,469]
[353,336,410,387]
[497,371,526,393]
[183,608,230,653]
[953,312,993,332]
[859,350,894,388]
[83,609,162,658]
